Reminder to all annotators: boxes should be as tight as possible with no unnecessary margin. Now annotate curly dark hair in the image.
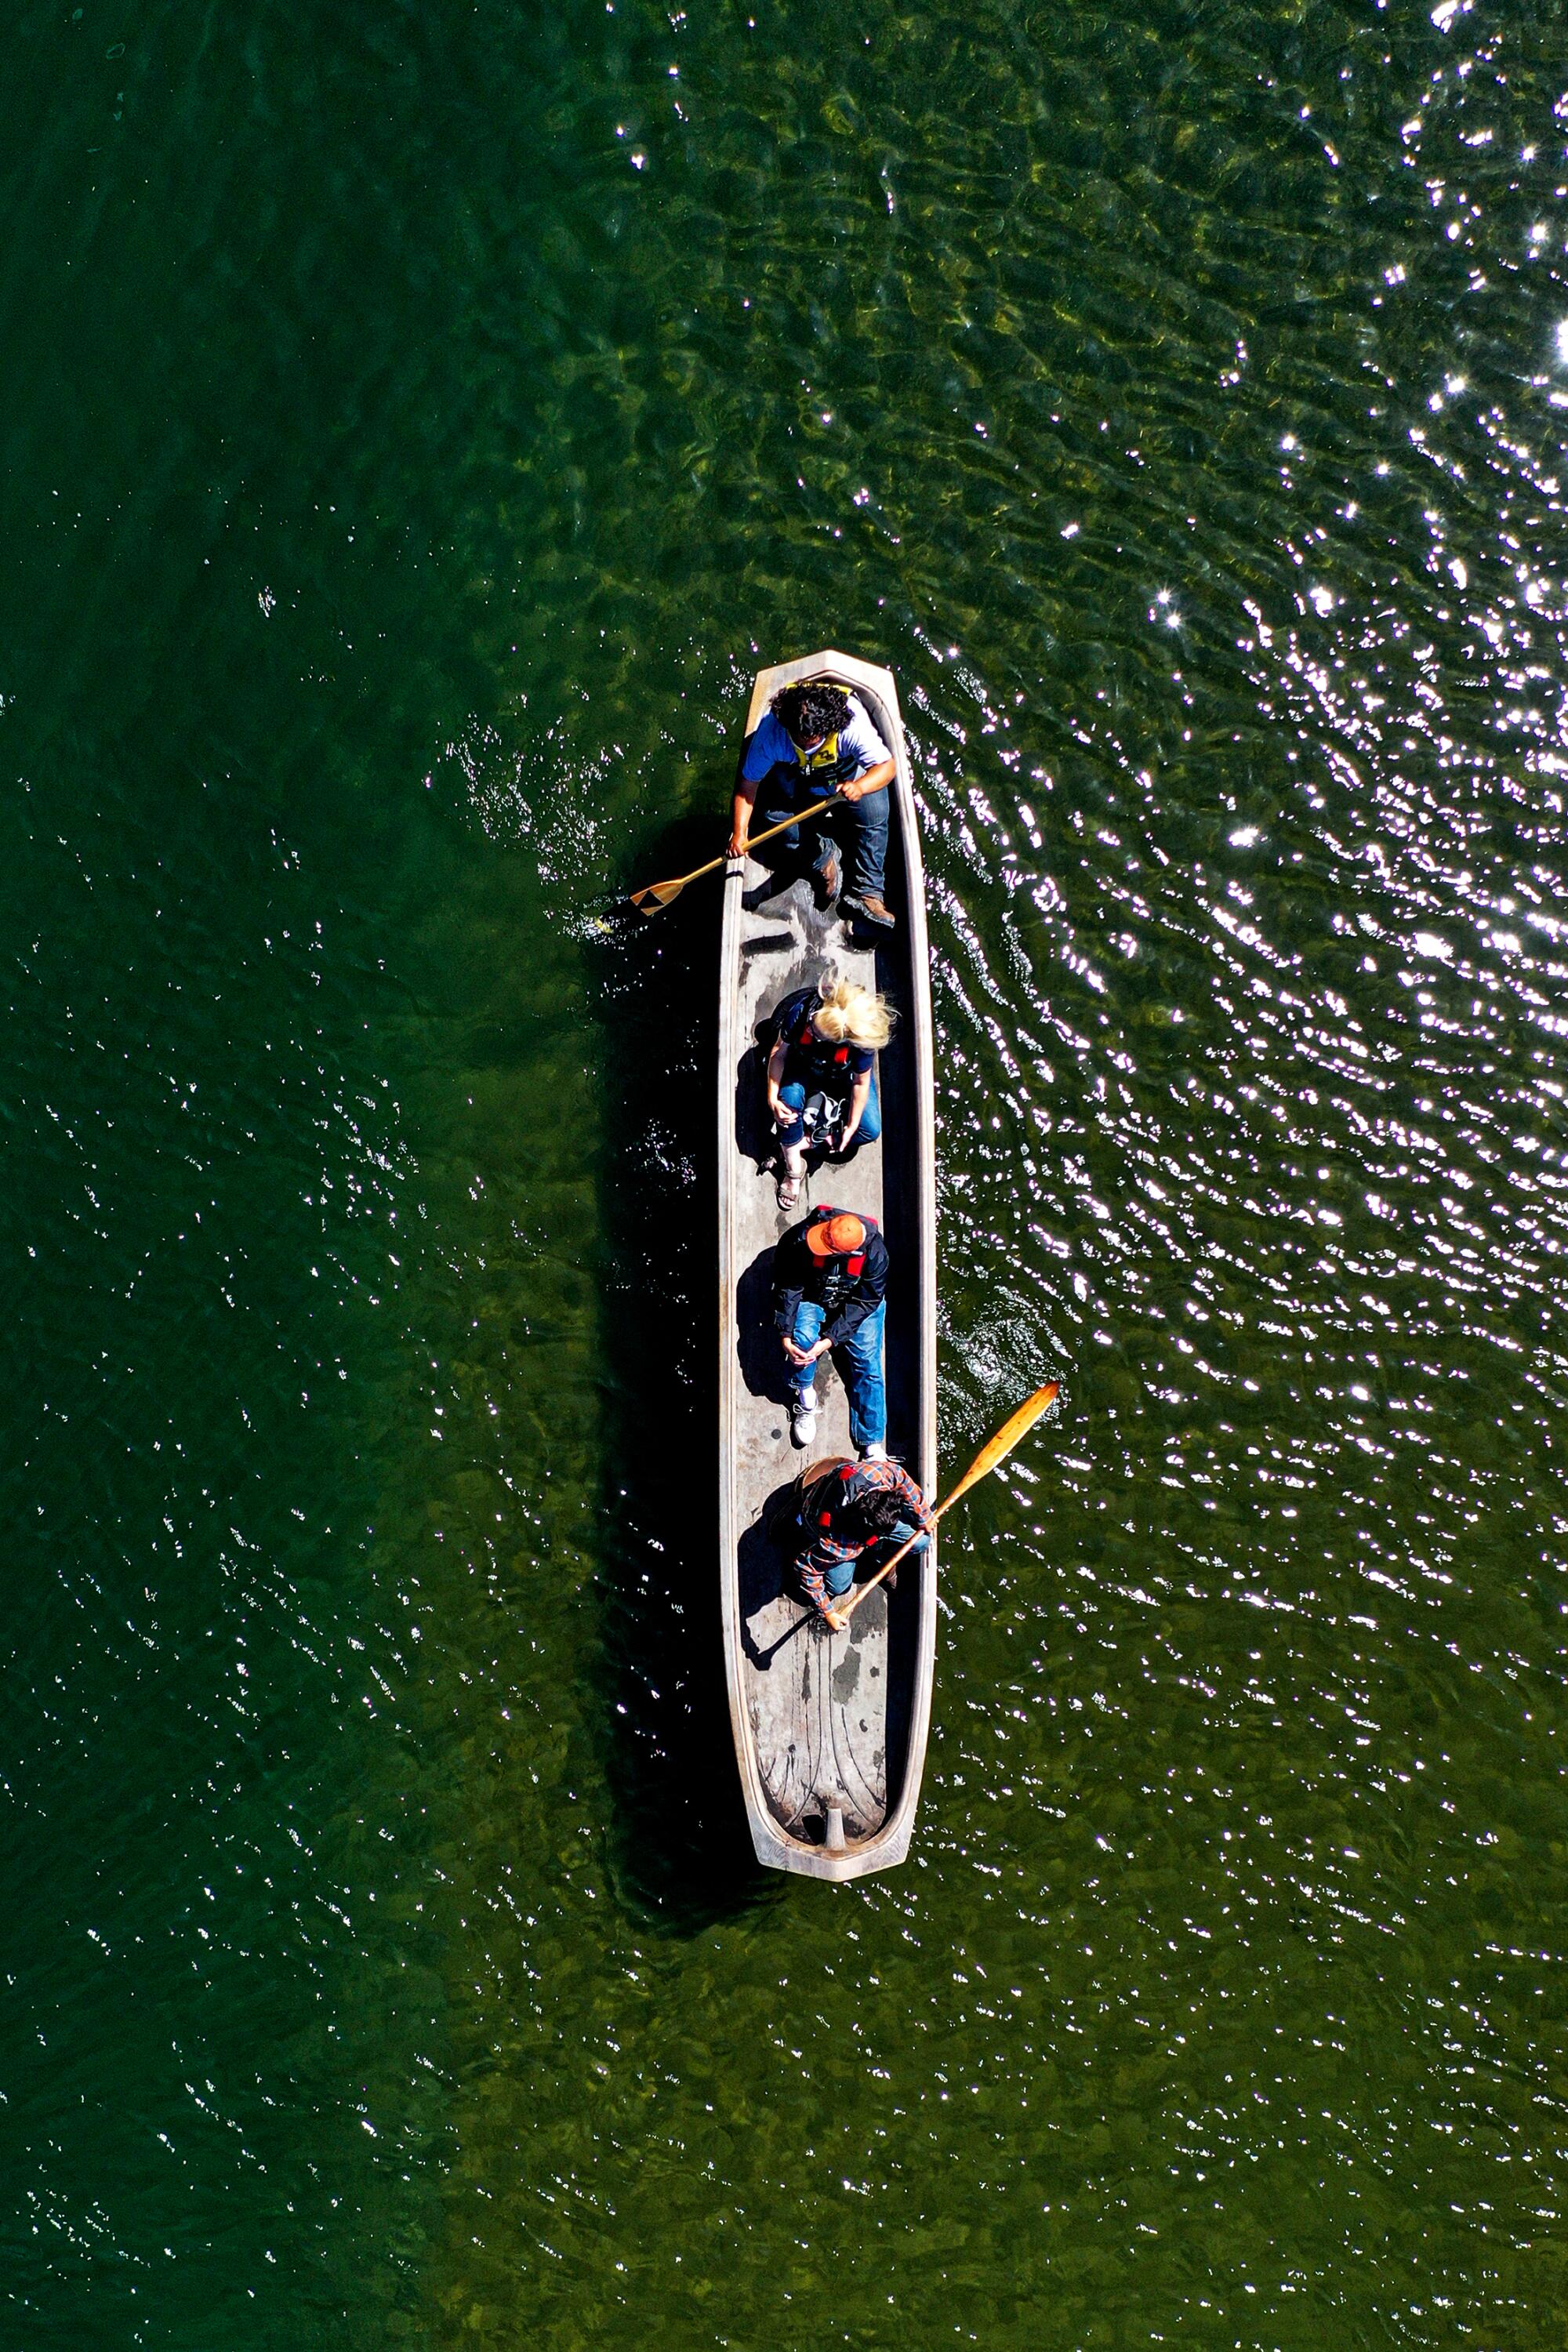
[772,681,851,746]
[856,1480,916,1540]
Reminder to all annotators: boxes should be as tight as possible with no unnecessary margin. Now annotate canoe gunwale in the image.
[717,649,938,1882]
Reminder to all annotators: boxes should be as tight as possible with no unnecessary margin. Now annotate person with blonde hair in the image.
[764,974,894,1210]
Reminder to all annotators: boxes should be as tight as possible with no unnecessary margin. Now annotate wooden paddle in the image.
[824,1381,1062,1632]
[628,793,847,914]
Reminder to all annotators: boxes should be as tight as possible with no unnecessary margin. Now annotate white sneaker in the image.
[791,1387,818,1447]
[859,1441,888,1461]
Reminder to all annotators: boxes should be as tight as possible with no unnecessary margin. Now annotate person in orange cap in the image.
[771,1205,891,1454]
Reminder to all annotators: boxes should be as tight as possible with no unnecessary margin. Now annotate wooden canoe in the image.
[717,650,938,1881]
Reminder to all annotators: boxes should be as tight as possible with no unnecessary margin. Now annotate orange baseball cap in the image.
[806,1212,866,1258]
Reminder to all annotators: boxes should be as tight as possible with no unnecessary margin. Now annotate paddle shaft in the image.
[631,792,847,907]
[829,1381,1062,1628]
[829,1495,952,1626]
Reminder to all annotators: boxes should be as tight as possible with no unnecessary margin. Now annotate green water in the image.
[7,0,1568,2343]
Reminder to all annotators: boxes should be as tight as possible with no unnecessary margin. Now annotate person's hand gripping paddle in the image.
[823,1382,1063,1633]
[627,793,848,914]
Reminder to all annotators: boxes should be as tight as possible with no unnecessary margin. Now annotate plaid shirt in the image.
[794,1458,932,1614]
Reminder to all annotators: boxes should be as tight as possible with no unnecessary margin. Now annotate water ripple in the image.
[7,0,1568,2343]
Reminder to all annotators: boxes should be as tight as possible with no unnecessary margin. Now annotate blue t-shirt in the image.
[741,694,891,788]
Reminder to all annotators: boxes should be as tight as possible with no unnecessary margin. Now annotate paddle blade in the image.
[939,1381,1062,1515]
[628,876,684,914]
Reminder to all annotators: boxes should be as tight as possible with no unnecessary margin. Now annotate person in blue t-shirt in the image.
[728,679,898,930]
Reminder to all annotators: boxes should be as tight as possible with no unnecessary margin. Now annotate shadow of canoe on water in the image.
[586,812,778,1934]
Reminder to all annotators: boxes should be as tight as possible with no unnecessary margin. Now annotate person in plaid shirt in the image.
[789,1454,935,1628]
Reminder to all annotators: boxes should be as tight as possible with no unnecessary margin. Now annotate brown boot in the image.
[811,853,840,911]
[843,892,895,931]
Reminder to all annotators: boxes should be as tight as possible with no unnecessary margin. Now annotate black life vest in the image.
[773,986,860,1096]
[805,1206,879,1310]
[822,1461,860,1526]
[807,1458,914,1540]
[794,1005,853,1075]
[803,1457,869,1529]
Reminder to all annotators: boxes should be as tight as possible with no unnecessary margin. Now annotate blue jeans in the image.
[819,1520,930,1601]
[776,1069,881,1156]
[789,1298,886,1450]
[761,772,889,899]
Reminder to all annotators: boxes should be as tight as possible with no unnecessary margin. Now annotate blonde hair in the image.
[812,975,895,1051]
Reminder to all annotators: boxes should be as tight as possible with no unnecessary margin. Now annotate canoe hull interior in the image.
[717,652,938,1881]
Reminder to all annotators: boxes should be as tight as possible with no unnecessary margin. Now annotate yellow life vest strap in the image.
[791,731,840,773]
